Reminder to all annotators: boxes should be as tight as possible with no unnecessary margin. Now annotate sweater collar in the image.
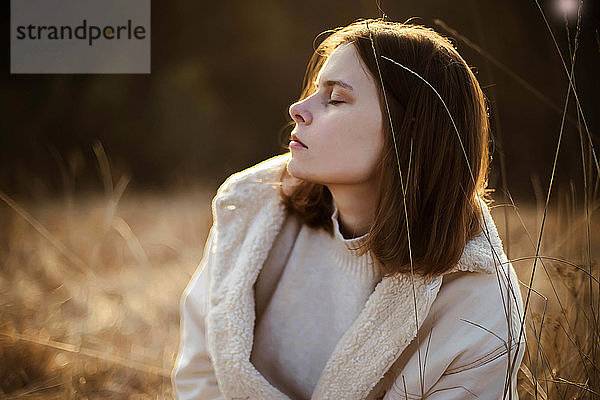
[330,198,370,256]
[330,199,382,280]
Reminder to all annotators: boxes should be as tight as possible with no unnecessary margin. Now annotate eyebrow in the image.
[315,79,354,91]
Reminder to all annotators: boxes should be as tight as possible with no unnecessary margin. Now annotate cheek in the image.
[323,112,383,179]
[337,108,383,157]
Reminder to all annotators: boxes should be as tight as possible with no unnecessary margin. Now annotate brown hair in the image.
[279,18,493,278]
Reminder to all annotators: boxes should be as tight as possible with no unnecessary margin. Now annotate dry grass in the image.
[488,191,600,399]
[1,181,599,399]
[0,186,214,399]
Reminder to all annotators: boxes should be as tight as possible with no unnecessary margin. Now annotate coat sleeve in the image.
[384,337,525,400]
[171,224,226,400]
[423,339,525,400]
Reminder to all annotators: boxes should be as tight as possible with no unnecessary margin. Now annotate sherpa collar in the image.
[205,153,505,400]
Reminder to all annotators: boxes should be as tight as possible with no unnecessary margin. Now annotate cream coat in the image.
[172,153,526,400]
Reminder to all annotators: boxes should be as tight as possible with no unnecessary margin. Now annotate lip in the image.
[290,140,307,150]
[291,134,308,148]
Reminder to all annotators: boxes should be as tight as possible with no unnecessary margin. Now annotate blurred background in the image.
[1,0,599,398]
[2,0,599,198]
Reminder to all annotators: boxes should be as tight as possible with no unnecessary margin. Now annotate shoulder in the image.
[213,153,290,204]
[436,266,523,328]
[428,264,524,369]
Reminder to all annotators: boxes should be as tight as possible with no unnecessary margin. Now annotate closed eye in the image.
[327,100,344,105]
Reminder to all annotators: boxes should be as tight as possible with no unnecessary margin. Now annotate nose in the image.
[289,99,312,126]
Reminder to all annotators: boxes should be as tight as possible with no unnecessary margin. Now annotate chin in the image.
[287,159,316,182]
[286,158,302,178]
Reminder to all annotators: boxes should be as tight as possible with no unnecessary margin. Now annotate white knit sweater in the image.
[172,153,526,400]
[250,200,382,399]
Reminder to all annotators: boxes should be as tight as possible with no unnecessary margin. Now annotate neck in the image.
[327,180,379,239]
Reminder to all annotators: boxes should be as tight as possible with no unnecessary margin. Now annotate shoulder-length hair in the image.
[279,18,494,279]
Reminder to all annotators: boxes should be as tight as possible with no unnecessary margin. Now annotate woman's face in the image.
[287,42,385,185]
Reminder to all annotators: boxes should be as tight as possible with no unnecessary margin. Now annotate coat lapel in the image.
[206,160,291,399]
[205,153,504,400]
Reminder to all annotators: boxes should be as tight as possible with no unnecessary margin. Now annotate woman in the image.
[172,19,526,400]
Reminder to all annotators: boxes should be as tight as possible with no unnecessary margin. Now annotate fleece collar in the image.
[205,153,505,400]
